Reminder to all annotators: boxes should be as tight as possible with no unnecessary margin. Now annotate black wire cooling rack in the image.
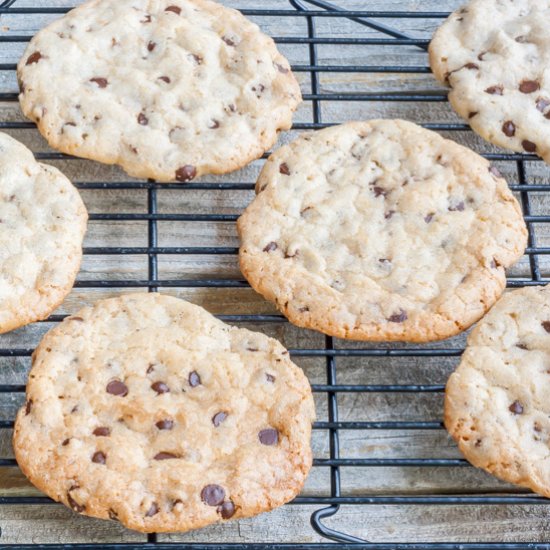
[1,1,550,549]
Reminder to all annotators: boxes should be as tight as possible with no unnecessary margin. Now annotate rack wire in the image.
[1,1,550,548]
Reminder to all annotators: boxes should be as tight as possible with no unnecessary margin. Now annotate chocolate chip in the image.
[489,166,502,178]
[424,213,435,224]
[222,36,235,46]
[147,364,155,374]
[509,400,524,415]
[384,210,396,220]
[146,502,159,517]
[151,381,170,394]
[138,112,149,126]
[92,451,106,464]
[519,80,540,94]
[266,373,276,383]
[475,439,482,447]
[258,428,279,446]
[90,77,108,88]
[154,452,179,460]
[275,63,289,74]
[516,343,529,350]
[209,120,220,129]
[108,509,118,520]
[218,500,236,519]
[379,258,391,265]
[201,485,225,506]
[62,438,71,446]
[485,85,503,95]
[468,111,478,119]
[26,52,43,65]
[165,5,181,14]
[141,15,152,23]
[106,380,128,397]
[464,63,479,70]
[212,411,228,427]
[93,427,111,437]
[189,371,201,387]
[175,165,197,182]
[279,163,290,175]
[388,309,408,323]
[372,186,387,198]
[449,201,465,212]
[502,121,516,137]
[156,419,174,430]
[542,321,550,333]
[71,405,78,414]
[515,35,529,43]
[536,97,550,112]
[147,41,156,52]
[67,489,85,513]
[158,76,171,83]
[522,140,537,152]
[25,400,32,415]
[263,242,278,253]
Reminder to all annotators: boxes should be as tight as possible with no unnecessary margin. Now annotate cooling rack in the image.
[1,0,550,548]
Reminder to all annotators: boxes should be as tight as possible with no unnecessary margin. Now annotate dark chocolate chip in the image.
[542,321,550,333]
[509,400,524,415]
[263,242,278,253]
[379,258,391,265]
[151,381,170,394]
[141,15,152,23]
[147,41,156,52]
[147,364,155,374]
[468,111,478,119]
[93,427,111,437]
[502,121,516,137]
[158,76,171,83]
[67,489,85,513]
[258,428,279,446]
[519,80,540,94]
[372,186,387,198]
[485,85,503,95]
[388,309,408,323]
[279,163,290,175]
[464,62,479,70]
[266,373,276,383]
[201,484,225,506]
[516,343,529,350]
[222,36,235,46]
[138,112,149,126]
[449,201,465,212]
[154,452,179,460]
[536,97,550,112]
[424,213,435,224]
[189,371,201,387]
[165,5,181,14]
[90,77,108,88]
[218,500,236,519]
[212,411,228,427]
[92,451,106,464]
[25,400,32,415]
[156,419,174,430]
[26,52,43,65]
[209,120,220,129]
[108,509,118,520]
[175,165,197,182]
[146,502,159,517]
[106,380,128,397]
[62,438,71,446]
[71,405,78,414]
[385,210,396,219]
[489,166,502,178]
[522,140,537,152]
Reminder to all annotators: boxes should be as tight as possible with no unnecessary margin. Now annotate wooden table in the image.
[1,0,549,545]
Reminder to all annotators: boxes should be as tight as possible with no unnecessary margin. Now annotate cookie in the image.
[0,132,87,333]
[445,285,550,497]
[13,293,315,533]
[238,120,528,342]
[430,0,550,161]
[17,0,301,182]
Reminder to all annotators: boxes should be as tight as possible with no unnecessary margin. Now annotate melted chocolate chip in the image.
[388,309,408,323]
[541,321,550,333]
[158,76,171,83]
[212,411,228,427]
[218,500,236,519]
[106,380,128,397]
[502,121,516,137]
[263,242,278,253]
[279,163,290,175]
[266,373,276,383]
[201,484,225,506]
[147,41,156,52]
[151,381,170,394]
[175,165,197,182]
[522,140,537,152]
[258,428,279,446]
[156,419,174,430]
[26,52,43,65]
[165,5,182,14]
[93,427,111,437]
[25,400,32,415]
[485,85,503,95]
[509,400,524,415]
[92,451,106,464]
[189,371,201,387]
[90,77,108,88]
[519,80,540,94]
[67,489,85,513]
[154,452,179,460]
[146,502,159,517]
[138,112,149,126]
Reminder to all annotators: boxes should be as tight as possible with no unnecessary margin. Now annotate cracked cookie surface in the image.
[17,0,301,182]
[238,120,527,342]
[430,0,550,162]
[13,293,315,533]
[0,132,87,333]
[445,285,550,497]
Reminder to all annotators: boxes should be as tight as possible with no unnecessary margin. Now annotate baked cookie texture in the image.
[446,285,550,497]
[238,120,528,342]
[17,0,301,182]
[0,132,87,333]
[430,0,550,161]
[13,293,315,533]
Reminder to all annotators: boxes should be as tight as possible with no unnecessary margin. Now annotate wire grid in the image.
[0,1,549,548]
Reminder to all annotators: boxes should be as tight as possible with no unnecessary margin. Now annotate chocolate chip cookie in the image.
[17,0,301,182]
[238,120,527,342]
[0,132,87,333]
[430,0,550,161]
[13,293,315,533]
[445,285,550,497]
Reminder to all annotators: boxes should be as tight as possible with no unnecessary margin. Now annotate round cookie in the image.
[0,132,87,333]
[430,0,550,161]
[13,293,315,533]
[17,0,301,182]
[238,120,528,342]
[445,285,550,497]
